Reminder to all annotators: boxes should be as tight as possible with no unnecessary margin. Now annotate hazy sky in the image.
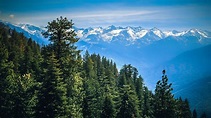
[0,0,211,30]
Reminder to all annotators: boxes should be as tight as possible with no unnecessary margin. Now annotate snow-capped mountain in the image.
[1,20,210,46]
[1,21,49,45]
[2,21,211,70]
[75,25,211,45]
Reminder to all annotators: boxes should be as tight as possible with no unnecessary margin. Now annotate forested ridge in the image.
[0,17,207,118]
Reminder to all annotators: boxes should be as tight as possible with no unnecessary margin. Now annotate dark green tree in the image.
[183,99,192,118]
[43,16,83,117]
[117,85,140,118]
[154,70,176,118]
[200,112,207,118]
[35,53,67,118]
[101,95,115,118]
[193,109,197,118]
[135,76,144,114]
[142,86,154,118]
[176,97,192,118]
[0,23,41,117]
[0,46,18,117]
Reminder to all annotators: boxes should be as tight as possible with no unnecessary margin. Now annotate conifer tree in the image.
[35,53,67,118]
[0,46,18,117]
[193,109,197,118]
[200,112,207,118]
[43,16,83,117]
[183,99,192,118]
[154,70,176,118]
[101,95,115,118]
[21,45,33,74]
[0,23,40,117]
[82,52,96,118]
[143,86,154,118]
[43,16,81,82]
[117,85,140,118]
[135,76,144,113]
[176,97,192,118]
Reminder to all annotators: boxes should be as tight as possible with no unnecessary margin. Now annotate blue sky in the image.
[0,0,211,30]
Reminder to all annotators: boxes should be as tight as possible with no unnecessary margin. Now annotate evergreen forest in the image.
[0,17,207,118]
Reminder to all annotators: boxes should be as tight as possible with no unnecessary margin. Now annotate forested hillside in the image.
[0,17,206,118]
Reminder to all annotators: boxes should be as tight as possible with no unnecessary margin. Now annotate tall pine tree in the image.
[43,16,83,117]
[154,70,176,118]
[35,53,67,118]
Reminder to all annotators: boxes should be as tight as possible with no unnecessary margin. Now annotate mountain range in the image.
[1,21,211,116]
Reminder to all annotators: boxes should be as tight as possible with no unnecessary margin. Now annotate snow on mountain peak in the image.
[1,20,210,46]
[74,25,211,45]
[150,27,165,38]
[1,21,49,45]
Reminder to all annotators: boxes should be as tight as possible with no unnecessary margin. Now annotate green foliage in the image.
[35,53,67,118]
[142,86,154,118]
[42,16,83,117]
[117,85,140,118]
[0,19,201,118]
[82,53,119,118]
[154,70,176,118]
[176,98,192,118]
[0,23,39,117]
[193,109,197,118]
[67,73,84,118]
[200,112,207,118]
[101,96,115,118]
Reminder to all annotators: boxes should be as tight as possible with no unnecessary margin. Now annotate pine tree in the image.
[200,112,207,118]
[43,16,83,117]
[83,54,96,117]
[43,16,79,61]
[101,95,115,118]
[143,86,154,118]
[0,46,18,117]
[0,23,41,117]
[135,76,144,114]
[176,97,192,118]
[183,99,192,118]
[117,85,140,118]
[67,73,84,118]
[154,70,176,118]
[193,109,197,118]
[35,53,67,118]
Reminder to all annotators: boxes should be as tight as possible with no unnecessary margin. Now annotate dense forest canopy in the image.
[0,17,207,118]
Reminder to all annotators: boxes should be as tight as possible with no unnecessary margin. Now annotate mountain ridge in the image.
[1,21,211,46]
[75,25,211,46]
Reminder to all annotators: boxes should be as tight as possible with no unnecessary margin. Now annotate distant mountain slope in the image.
[154,45,211,117]
[166,44,211,84]
[1,21,49,45]
[176,76,211,118]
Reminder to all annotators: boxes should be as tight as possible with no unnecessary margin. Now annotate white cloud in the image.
[71,10,156,18]
[11,4,211,30]
[9,14,15,19]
